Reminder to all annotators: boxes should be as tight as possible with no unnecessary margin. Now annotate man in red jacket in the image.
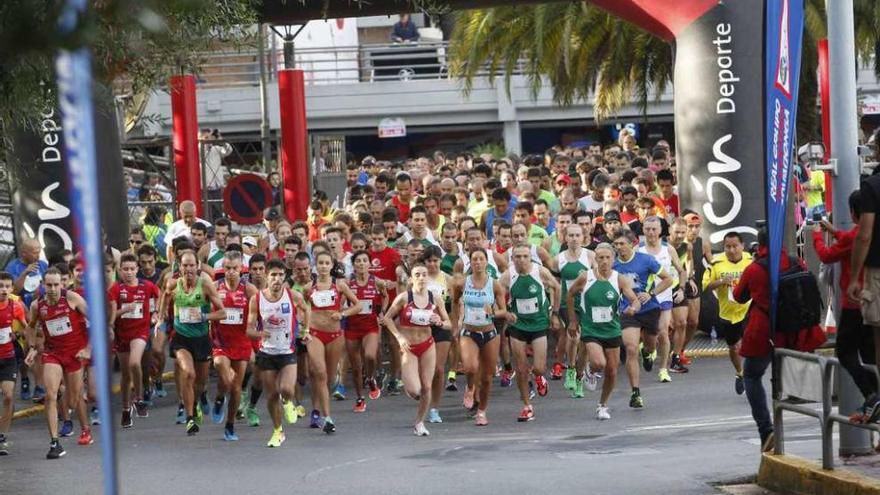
[812,191,878,418]
[733,228,826,452]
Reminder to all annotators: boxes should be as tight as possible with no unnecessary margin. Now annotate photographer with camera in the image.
[199,128,232,221]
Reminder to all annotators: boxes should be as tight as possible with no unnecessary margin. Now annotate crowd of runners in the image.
[0,142,789,458]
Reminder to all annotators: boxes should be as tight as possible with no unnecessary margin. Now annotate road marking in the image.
[303,457,379,482]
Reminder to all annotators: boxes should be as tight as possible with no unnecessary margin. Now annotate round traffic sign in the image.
[223,174,273,225]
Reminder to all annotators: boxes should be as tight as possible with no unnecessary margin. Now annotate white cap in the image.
[242,236,257,247]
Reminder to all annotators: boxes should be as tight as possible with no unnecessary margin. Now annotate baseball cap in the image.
[264,207,281,221]
[683,213,702,225]
[603,210,621,223]
[555,174,571,185]
[242,236,257,247]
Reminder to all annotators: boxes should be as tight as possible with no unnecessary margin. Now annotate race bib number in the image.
[465,306,490,325]
[45,316,72,337]
[221,308,244,325]
[0,327,11,344]
[359,299,373,315]
[409,308,433,326]
[121,302,144,320]
[311,290,335,308]
[515,297,539,315]
[591,306,613,324]
[179,307,203,324]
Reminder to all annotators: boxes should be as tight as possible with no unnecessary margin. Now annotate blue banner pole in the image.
[55,1,119,493]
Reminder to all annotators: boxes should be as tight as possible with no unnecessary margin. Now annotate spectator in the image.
[164,200,211,260]
[812,190,878,415]
[199,128,232,220]
[733,227,826,452]
[268,172,282,206]
[391,13,420,43]
[5,238,47,308]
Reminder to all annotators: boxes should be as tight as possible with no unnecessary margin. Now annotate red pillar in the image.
[278,68,309,222]
[170,75,203,217]
[818,39,833,212]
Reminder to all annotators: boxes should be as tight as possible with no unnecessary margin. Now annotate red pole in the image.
[170,75,203,217]
[278,68,309,222]
[818,39,833,213]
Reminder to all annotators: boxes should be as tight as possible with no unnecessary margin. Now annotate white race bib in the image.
[591,306,613,324]
[465,305,490,325]
[178,307,203,324]
[515,297,539,315]
[0,327,12,345]
[221,308,244,325]
[46,316,72,337]
[121,302,144,320]
[359,299,373,315]
[311,290,335,308]
[409,308,433,326]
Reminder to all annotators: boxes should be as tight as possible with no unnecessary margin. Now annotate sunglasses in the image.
[129,239,143,245]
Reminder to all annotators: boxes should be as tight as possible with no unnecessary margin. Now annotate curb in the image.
[758,452,880,495]
[12,371,175,422]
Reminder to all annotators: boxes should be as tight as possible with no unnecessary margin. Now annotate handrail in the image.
[772,347,880,470]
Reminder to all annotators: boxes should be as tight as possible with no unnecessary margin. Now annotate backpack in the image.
[757,256,823,334]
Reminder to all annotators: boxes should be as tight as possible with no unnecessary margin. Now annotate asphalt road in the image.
[3,357,824,495]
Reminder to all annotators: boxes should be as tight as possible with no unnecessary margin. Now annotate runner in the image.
[346,250,388,412]
[702,231,752,394]
[306,251,362,434]
[638,216,686,383]
[286,252,313,421]
[450,248,507,425]
[499,244,561,422]
[107,253,159,427]
[211,251,258,440]
[566,244,640,419]
[238,253,267,426]
[611,229,673,408]
[198,217,231,273]
[0,272,28,455]
[25,268,93,459]
[549,224,595,392]
[682,212,712,366]
[383,262,452,436]
[542,211,573,258]
[667,218,695,373]
[247,259,310,447]
[157,252,226,436]
[420,246,454,423]
[367,225,402,395]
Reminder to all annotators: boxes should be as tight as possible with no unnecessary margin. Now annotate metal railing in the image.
[773,347,880,470]
[195,41,524,88]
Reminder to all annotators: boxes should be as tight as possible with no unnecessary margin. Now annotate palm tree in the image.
[449,0,880,143]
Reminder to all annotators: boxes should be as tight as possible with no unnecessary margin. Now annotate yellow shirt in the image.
[805,170,825,209]
[702,252,752,324]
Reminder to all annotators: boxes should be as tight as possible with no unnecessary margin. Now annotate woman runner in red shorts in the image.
[345,251,389,412]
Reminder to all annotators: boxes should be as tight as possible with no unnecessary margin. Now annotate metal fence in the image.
[772,347,880,470]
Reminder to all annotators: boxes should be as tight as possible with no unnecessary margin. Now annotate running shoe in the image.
[413,422,430,437]
[389,379,403,396]
[135,400,149,418]
[212,397,227,424]
[535,375,549,397]
[500,369,514,388]
[142,387,154,406]
[323,417,336,434]
[121,409,133,429]
[467,402,479,418]
[267,428,285,448]
[679,353,693,366]
[175,404,186,425]
[154,379,167,398]
[77,429,93,446]
[585,371,599,392]
[462,387,475,410]
[564,368,577,391]
[309,409,322,429]
[629,390,644,409]
[640,344,656,372]
[596,405,611,421]
[186,419,199,436]
[735,375,745,395]
[333,383,346,401]
[368,378,382,400]
[20,376,30,401]
[517,405,534,422]
[475,410,489,426]
[863,395,880,424]
[246,406,261,427]
[283,400,298,424]
[670,361,690,374]
[550,362,564,380]
[295,404,306,418]
[224,426,239,442]
[32,385,46,404]
[59,419,74,437]
[446,372,458,392]
[0,437,8,456]
[237,390,249,419]
[427,408,442,423]
[658,369,672,383]
[46,440,65,459]
[571,378,585,399]
[194,404,203,425]
[199,394,210,416]
[353,397,366,413]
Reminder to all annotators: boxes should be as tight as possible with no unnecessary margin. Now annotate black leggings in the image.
[837,308,878,400]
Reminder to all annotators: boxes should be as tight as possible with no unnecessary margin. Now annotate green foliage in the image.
[471,141,507,160]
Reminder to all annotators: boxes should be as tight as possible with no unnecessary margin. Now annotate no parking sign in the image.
[223,174,273,225]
